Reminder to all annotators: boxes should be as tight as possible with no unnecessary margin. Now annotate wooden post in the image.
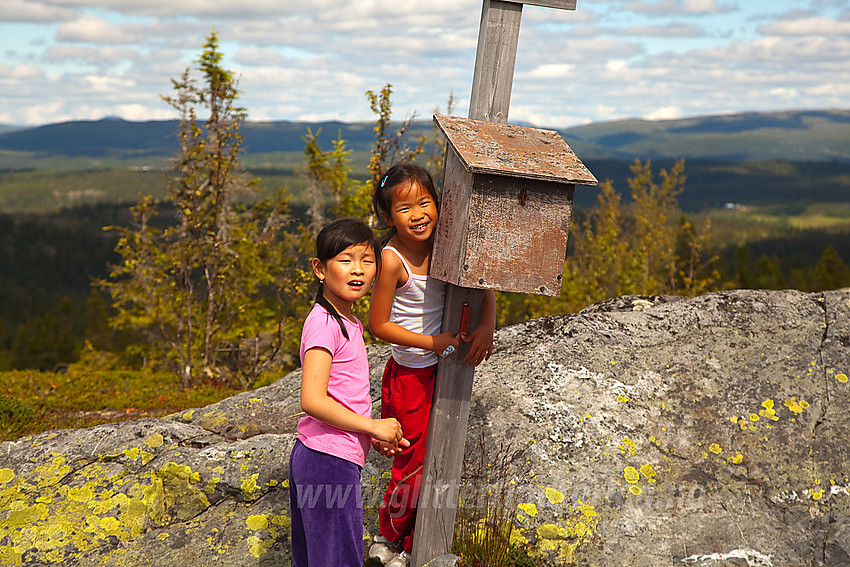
[411,1,579,565]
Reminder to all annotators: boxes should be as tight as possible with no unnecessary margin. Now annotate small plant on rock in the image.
[452,433,533,567]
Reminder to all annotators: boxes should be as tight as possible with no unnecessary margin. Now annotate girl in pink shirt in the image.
[289,218,409,567]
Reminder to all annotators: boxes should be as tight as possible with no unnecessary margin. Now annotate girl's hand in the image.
[370,417,409,449]
[432,332,460,357]
[372,438,408,458]
[460,323,494,367]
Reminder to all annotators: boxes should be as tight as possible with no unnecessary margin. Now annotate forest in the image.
[1,170,848,372]
[1,32,850,440]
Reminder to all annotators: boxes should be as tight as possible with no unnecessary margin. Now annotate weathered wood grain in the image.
[469,0,522,124]
[433,114,597,186]
[502,0,576,9]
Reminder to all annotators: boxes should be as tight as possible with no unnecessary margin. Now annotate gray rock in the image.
[0,288,848,566]
[467,288,850,566]
[423,554,461,566]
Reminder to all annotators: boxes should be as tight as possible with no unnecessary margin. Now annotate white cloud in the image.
[759,16,850,35]
[0,63,45,80]
[114,103,175,121]
[0,0,846,127]
[623,0,734,16]
[45,45,139,67]
[85,74,135,93]
[0,0,75,23]
[621,23,706,37]
[56,14,139,44]
[644,105,683,120]
[234,47,297,68]
[524,63,576,79]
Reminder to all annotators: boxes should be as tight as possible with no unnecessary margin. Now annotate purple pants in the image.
[289,439,364,567]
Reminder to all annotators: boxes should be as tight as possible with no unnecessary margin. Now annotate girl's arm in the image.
[300,347,407,445]
[369,249,459,355]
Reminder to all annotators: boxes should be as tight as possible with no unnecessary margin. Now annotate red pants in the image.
[378,358,436,553]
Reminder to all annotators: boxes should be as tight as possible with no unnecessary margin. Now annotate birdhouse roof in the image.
[434,114,598,187]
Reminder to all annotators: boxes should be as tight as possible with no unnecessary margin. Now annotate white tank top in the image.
[385,245,446,368]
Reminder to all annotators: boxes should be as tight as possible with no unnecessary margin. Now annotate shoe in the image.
[386,551,409,567]
[368,535,402,565]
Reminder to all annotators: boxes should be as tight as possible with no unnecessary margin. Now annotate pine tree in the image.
[810,245,850,291]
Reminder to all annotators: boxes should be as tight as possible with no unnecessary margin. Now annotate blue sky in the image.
[0,0,848,128]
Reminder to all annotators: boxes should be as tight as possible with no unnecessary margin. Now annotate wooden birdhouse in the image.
[430,113,598,296]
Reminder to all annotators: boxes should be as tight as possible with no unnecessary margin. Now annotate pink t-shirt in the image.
[296,303,372,467]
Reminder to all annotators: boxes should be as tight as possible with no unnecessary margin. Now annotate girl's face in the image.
[313,242,377,311]
[386,181,438,245]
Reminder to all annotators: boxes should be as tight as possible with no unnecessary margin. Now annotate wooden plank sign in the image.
[501,0,577,9]
[430,114,597,296]
[412,2,592,565]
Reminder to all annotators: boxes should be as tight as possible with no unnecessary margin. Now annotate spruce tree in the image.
[100,31,296,388]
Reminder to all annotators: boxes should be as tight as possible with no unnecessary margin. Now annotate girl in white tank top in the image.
[367,163,496,560]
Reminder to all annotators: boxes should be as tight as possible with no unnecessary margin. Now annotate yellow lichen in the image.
[784,397,808,414]
[246,515,269,531]
[708,443,722,455]
[200,411,228,429]
[0,469,15,484]
[525,501,598,563]
[623,466,639,484]
[545,487,565,504]
[758,399,779,421]
[537,523,568,540]
[639,464,656,483]
[121,447,154,464]
[241,474,260,501]
[67,487,94,503]
[145,433,165,448]
[629,485,642,495]
[99,516,121,533]
[731,453,744,464]
[836,373,848,383]
[518,503,538,517]
[247,535,265,558]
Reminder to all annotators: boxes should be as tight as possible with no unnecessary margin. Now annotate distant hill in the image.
[562,109,850,162]
[0,125,24,135]
[1,109,849,163]
[0,118,389,160]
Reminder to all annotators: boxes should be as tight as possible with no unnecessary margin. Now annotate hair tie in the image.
[380,175,388,188]
[313,278,348,340]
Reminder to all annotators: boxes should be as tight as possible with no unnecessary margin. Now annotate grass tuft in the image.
[452,433,534,567]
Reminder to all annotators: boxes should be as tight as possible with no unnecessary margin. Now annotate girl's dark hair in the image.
[314,217,380,339]
[372,163,440,245]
